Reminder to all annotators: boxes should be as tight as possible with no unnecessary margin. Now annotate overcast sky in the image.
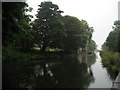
[26,0,119,49]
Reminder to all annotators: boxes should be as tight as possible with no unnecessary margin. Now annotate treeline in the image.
[102,20,120,53]
[2,2,97,87]
[100,20,120,79]
[3,1,96,53]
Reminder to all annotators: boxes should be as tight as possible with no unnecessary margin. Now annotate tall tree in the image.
[63,15,83,52]
[81,20,94,44]
[33,1,65,52]
[63,16,93,52]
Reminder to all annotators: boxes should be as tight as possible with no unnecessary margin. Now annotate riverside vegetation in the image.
[100,51,120,80]
[100,20,120,80]
[2,1,97,88]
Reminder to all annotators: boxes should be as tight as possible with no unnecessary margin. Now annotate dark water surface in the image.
[3,52,113,88]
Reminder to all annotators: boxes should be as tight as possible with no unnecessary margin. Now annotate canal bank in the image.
[3,51,114,88]
[112,72,120,89]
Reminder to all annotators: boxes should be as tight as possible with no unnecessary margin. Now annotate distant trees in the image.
[87,40,97,51]
[102,20,120,53]
[33,1,95,52]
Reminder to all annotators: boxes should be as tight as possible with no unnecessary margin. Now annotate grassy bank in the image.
[2,47,78,88]
[99,51,120,80]
[2,47,78,64]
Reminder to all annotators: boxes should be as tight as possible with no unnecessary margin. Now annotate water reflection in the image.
[77,53,96,66]
[3,53,97,88]
[31,53,96,88]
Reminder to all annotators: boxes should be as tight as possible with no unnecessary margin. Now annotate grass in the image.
[99,51,120,80]
[2,46,73,63]
[32,47,41,50]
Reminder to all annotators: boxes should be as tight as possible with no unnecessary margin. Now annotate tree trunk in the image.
[41,45,46,52]
[43,63,47,76]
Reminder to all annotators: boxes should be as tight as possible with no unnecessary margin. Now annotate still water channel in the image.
[3,52,113,88]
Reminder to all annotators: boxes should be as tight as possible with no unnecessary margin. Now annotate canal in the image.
[88,52,113,88]
[3,52,113,88]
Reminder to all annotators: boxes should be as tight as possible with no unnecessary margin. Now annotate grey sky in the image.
[26,0,119,49]
[118,1,120,20]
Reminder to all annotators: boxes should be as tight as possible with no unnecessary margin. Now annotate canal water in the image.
[88,52,113,88]
[3,52,113,88]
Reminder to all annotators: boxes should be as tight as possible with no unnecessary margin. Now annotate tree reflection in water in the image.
[3,53,97,88]
[31,53,96,88]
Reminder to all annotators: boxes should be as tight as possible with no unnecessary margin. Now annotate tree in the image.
[2,2,34,51]
[63,16,94,52]
[81,20,93,42]
[106,30,119,52]
[33,1,65,52]
[62,16,83,52]
[113,20,120,31]
[87,40,97,51]
[101,42,109,51]
[102,20,120,52]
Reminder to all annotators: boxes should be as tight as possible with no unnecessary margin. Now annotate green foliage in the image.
[2,1,96,88]
[100,51,120,79]
[33,1,65,51]
[2,47,63,64]
[63,15,84,51]
[2,2,34,51]
[87,39,97,51]
[3,47,32,63]
[102,20,120,53]
[62,16,94,52]
[33,1,94,52]
[80,20,94,43]
[101,42,109,51]
[2,1,95,62]
[113,20,120,31]
[101,20,120,79]
[106,30,119,52]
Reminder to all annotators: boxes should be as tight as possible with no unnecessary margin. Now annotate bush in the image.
[100,51,120,79]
